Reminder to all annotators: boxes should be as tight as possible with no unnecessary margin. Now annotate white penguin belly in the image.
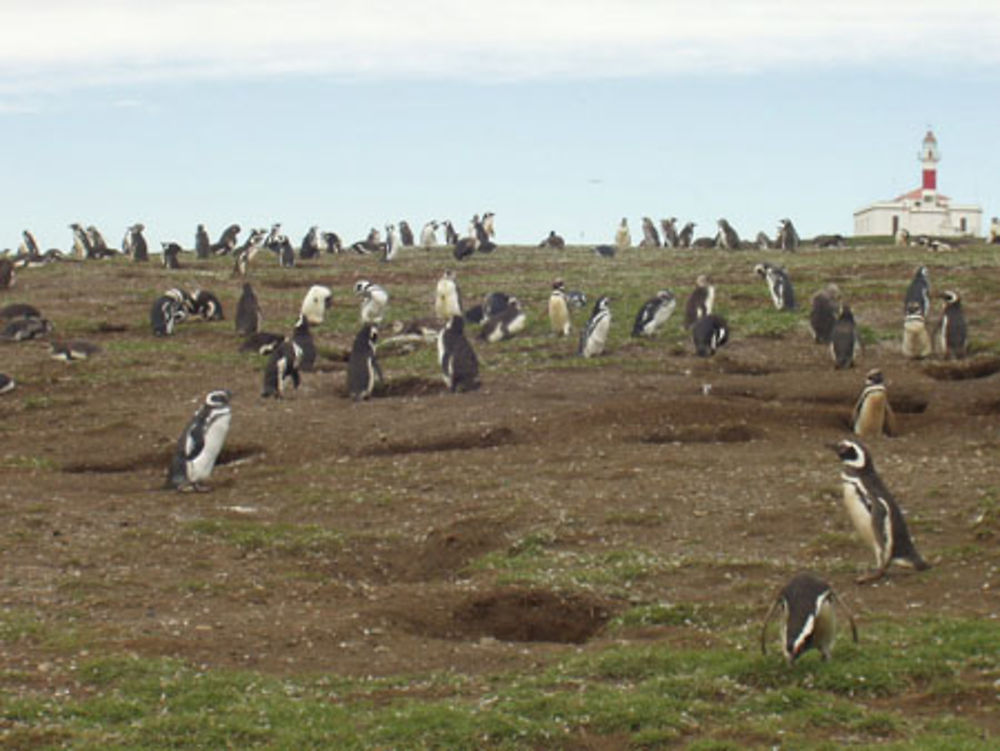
[842,481,877,556]
[187,412,231,483]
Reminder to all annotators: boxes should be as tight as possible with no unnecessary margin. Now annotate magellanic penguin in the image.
[639,217,661,247]
[161,242,182,269]
[291,314,317,372]
[0,258,15,289]
[579,296,612,358]
[754,263,795,310]
[0,303,42,320]
[715,218,741,249]
[810,284,841,343]
[192,289,225,321]
[261,339,303,398]
[435,269,463,321]
[49,339,101,362]
[398,220,415,246]
[150,296,184,337]
[2,316,52,341]
[760,572,858,664]
[127,223,148,262]
[832,438,930,583]
[935,290,967,359]
[420,220,439,248]
[235,283,263,336]
[480,297,527,343]
[548,279,572,337]
[692,314,729,357]
[0,373,14,395]
[830,305,859,369]
[901,301,931,359]
[776,218,800,251]
[166,389,232,492]
[355,280,389,325]
[904,265,930,317]
[852,368,896,440]
[684,275,715,328]
[438,315,479,392]
[615,217,631,250]
[195,224,211,259]
[300,285,333,326]
[383,223,401,262]
[347,323,383,401]
[631,289,676,338]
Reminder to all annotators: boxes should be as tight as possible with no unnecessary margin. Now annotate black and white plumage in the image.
[677,222,695,249]
[69,223,95,259]
[398,220,415,246]
[355,280,389,325]
[435,269,463,321]
[578,296,612,358]
[0,259,15,290]
[480,297,527,342]
[20,230,42,261]
[192,290,224,321]
[639,217,661,247]
[126,224,148,262]
[539,231,566,249]
[261,340,303,398]
[0,373,14,395]
[232,228,267,274]
[277,237,296,268]
[760,573,858,664]
[438,315,479,392]
[420,220,439,248]
[161,242,183,269]
[150,295,185,337]
[347,323,383,401]
[631,290,676,337]
[684,274,715,328]
[291,314,317,372]
[901,301,931,359]
[852,368,896,440]
[383,224,402,262]
[167,389,232,492]
[904,266,930,317]
[86,225,113,258]
[465,291,512,325]
[2,317,52,341]
[660,217,679,248]
[235,283,263,336]
[809,284,841,343]
[615,217,631,249]
[300,226,322,259]
[754,263,795,310]
[0,303,42,320]
[49,339,101,362]
[212,224,241,255]
[755,231,774,250]
[935,290,967,359]
[715,218,741,249]
[776,218,800,251]
[830,305,859,369]
[301,285,333,326]
[443,220,459,246]
[692,314,729,357]
[239,331,285,355]
[195,224,211,259]
[548,279,571,337]
[832,438,930,583]
[593,244,616,258]
[322,231,342,254]
[164,287,196,315]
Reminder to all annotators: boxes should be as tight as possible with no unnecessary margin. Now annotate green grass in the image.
[186,519,344,557]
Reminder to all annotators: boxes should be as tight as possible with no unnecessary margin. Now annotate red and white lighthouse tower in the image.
[919,130,940,194]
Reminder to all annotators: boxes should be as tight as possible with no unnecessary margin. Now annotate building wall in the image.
[853,202,983,237]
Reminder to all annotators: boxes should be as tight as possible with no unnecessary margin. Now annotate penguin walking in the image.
[684,275,714,328]
[548,279,572,336]
[904,266,930,316]
[831,438,930,583]
[347,324,383,400]
[438,315,479,392]
[754,263,795,310]
[261,340,303,398]
[578,296,612,358]
[0,373,14,395]
[935,290,967,359]
[901,301,931,359]
[852,368,896,440]
[150,296,184,337]
[235,283,263,336]
[830,305,859,369]
[631,289,676,338]
[166,389,232,492]
[809,284,841,343]
[480,297,527,342]
[760,572,858,664]
[435,269,463,321]
[692,314,729,357]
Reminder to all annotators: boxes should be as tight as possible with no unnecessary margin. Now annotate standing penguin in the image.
[692,314,729,357]
[420,220,439,248]
[852,368,896,440]
[901,301,932,359]
[235,283,263,336]
[0,258,15,290]
[631,290,676,337]
[832,439,930,583]
[355,280,389,325]
[383,224,402,262]
[261,340,303,398]
[830,305,859,369]
[300,285,333,325]
[684,275,715,328]
[904,266,930,316]
[480,297,527,342]
[548,279,572,337]
[347,323,382,400]
[760,572,858,664]
[615,218,631,250]
[438,315,479,392]
[754,263,795,310]
[935,290,967,359]
[578,296,612,358]
[639,217,661,247]
[291,314,317,372]
[150,295,184,336]
[127,224,148,262]
[195,224,211,259]
[161,242,183,269]
[435,269,463,321]
[398,220,415,246]
[166,389,232,492]
[810,284,841,343]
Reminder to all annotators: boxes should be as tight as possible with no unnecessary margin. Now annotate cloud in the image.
[1,0,998,92]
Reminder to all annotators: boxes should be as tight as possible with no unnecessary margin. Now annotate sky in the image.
[1,0,998,250]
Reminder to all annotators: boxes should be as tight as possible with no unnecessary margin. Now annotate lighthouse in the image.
[853,130,982,239]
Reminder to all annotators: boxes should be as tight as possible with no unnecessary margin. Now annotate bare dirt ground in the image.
[1,247,998,738]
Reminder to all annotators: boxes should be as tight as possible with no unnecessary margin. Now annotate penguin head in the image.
[656,289,674,302]
[864,368,885,387]
[302,285,333,325]
[695,274,710,288]
[442,269,456,281]
[753,263,770,278]
[552,278,565,291]
[832,438,871,471]
[940,290,960,306]
[593,296,610,315]
[205,389,232,408]
[905,300,924,318]
[839,304,854,322]
[354,280,371,296]
[916,265,928,280]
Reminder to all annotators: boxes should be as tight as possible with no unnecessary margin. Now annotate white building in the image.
[853,131,982,238]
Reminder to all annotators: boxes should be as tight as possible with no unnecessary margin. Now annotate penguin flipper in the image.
[883,402,898,436]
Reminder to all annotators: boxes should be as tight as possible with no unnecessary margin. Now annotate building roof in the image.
[894,187,950,202]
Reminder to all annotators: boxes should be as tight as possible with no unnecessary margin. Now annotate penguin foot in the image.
[193,483,212,493]
[855,569,886,585]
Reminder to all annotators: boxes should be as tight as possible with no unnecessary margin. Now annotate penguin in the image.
[480,297,527,342]
[420,220,439,248]
[167,389,232,492]
[261,339,303,398]
[300,226,322,259]
[300,285,333,326]
[776,218,800,251]
[0,303,42,320]
[830,305,859,369]
[760,572,858,664]
[548,279,572,337]
[239,331,285,355]
[639,217,661,247]
[438,315,479,392]
[631,290,676,338]
[164,287,196,315]
[615,218,631,250]
[935,290,967,360]
[212,224,241,255]
[593,244,616,258]
[69,223,95,259]
[2,316,52,341]
[660,217,679,248]
[195,224,211,259]
[263,223,287,253]
[347,323,383,400]
[482,211,496,238]
[539,231,566,249]
[809,284,841,344]
[161,242,183,269]
[443,220,459,246]
[291,314,317,372]
[755,231,774,250]
[567,290,588,309]
[49,339,101,362]
[278,238,296,268]
[852,368,896,440]
[904,266,930,317]
[235,283,263,336]
[453,236,476,261]
[754,263,795,310]
[435,270,463,321]
[383,223,401,262]
[192,289,225,321]
[355,280,389,325]
[684,275,715,328]
[832,438,930,583]
[398,220,415,246]
[677,222,695,248]
[322,231,342,254]
[578,296,612,358]
[385,317,441,345]
[0,258,14,290]
[715,218,741,249]
[692,314,729,357]
[86,225,113,258]
[150,295,184,337]
[127,224,148,262]
[0,373,14,395]
[901,301,932,359]
[20,229,42,261]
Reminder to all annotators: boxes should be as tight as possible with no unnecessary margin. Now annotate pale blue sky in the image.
[2,1,998,250]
